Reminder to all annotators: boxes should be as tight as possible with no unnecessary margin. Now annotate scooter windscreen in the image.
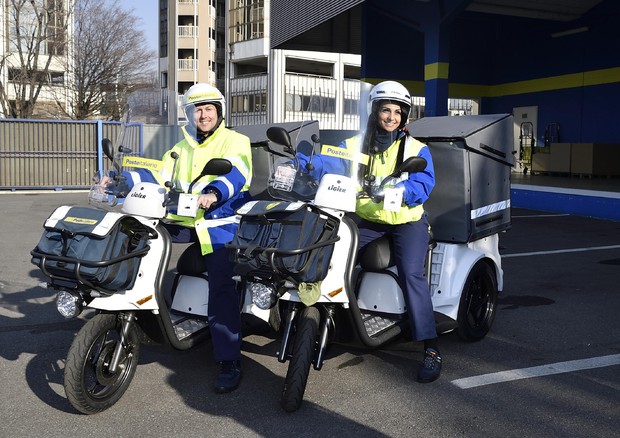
[268,156,320,202]
[89,88,180,209]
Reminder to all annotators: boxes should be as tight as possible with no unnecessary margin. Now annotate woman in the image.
[297,80,441,382]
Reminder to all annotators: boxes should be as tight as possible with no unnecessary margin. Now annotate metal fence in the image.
[0,119,182,190]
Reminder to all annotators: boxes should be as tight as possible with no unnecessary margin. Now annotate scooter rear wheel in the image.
[457,261,498,342]
[64,313,140,414]
[281,306,320,412]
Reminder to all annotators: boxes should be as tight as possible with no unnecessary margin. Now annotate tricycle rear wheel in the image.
[457,261,497,342]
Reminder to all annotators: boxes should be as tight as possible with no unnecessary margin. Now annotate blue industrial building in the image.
[270,0,620,220]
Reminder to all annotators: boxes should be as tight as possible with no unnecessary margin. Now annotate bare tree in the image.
[0,0,71,119]
[60,0,157,120]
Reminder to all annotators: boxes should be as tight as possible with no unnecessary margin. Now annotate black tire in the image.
[64,313,140,414]
[281,306,320,412]
[457,261,498,342]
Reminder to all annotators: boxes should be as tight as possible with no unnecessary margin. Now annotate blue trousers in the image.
[357,215,437,341]
[167,225,242,362]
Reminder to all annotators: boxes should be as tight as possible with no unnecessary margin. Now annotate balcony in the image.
[178,25,198,38]
[178,59,198,70]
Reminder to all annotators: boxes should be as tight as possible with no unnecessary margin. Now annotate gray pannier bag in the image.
[31,206,153,293]
[228,200,340,283]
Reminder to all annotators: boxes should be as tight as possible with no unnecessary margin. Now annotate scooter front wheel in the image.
[281,306,320,412]
[64,313,141,414]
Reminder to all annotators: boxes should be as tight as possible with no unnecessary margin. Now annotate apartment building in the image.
[159,0,224,99]
[0,0,74,118]
[226,0,364,129]
[160,0,362,129]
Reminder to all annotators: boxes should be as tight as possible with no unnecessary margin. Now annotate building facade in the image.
[225,0,363,129]
[159,0,476,130]
[159,0,224,100]
[0,0,74,118]
[159,0,364,130]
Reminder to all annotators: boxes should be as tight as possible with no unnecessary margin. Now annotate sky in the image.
[121,0,159,52]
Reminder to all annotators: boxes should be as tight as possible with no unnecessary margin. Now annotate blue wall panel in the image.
[362,0,620,144]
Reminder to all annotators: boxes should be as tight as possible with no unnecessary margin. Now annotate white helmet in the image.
[367,81,412,127]
[183,83,226,123]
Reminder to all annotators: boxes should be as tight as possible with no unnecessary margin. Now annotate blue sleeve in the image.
[399,145,435,207]
[109,168,158,190]
[296,140,351,179]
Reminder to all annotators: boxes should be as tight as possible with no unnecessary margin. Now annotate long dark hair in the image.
[358,100,407,186]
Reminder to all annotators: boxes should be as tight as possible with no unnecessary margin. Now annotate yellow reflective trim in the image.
[64,217,98,225]
[122,156,163,172]
[194,218,214,255]
[186,91,221,103]
[321,144,369,165]
[357,152,370,166]
[321,144,354,160]
[425,62,450,80]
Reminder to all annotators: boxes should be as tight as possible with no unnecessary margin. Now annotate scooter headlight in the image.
[56,290,83,318]
[250,282,278,310]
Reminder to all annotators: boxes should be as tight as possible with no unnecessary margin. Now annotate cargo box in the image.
[411,114,514,243]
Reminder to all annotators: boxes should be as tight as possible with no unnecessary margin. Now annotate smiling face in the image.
[191,103,219,132]
[376,102,403,133]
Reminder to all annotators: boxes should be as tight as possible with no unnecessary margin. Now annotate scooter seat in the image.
[359,231,436,272]
[177,243,208,276]
[359,236,394,272]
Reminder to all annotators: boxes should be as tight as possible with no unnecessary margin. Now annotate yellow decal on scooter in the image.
[65,217,98,225]
[321,145,369,165]
[265,202,281,210]
[136,295,153,305]
[122,156,163,172]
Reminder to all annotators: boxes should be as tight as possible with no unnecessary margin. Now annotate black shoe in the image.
[417,348,442,383]
[214,360,242,394]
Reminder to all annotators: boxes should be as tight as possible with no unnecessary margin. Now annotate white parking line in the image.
[451,354,620,389]
[502,244,620,258]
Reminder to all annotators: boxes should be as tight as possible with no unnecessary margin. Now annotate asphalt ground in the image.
[1,191,619,438]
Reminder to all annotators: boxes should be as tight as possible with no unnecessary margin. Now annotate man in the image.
[111,83,253,392]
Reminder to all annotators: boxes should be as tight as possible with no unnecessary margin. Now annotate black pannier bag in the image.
[228,201,340,283]
[31,206,153,292]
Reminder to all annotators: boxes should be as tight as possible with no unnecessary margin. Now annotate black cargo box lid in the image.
[410,114,515,167]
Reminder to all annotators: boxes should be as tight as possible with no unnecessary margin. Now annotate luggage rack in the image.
[31,247,151,295]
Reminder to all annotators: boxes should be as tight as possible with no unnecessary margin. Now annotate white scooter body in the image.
[275,174,503,328]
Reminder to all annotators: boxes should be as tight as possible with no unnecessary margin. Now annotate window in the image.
[286,94,335,114]
[50,72,64,86]
[231,92,267,114]
[229,0,264,43]
[344,98,358,115]
[46,0,66,55]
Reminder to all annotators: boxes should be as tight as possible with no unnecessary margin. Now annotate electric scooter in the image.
[228,125,505,412]
[30,93,268,414]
